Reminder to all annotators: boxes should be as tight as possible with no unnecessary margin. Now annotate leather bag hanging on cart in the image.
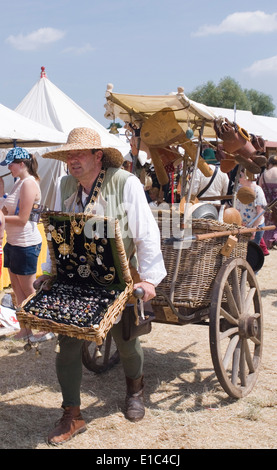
[214,118,251,154]
[215,143,237,173]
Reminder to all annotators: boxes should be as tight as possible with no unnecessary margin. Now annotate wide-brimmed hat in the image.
[0,147,31,166]
[43,127,124,168]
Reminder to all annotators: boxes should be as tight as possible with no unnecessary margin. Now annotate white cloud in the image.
[62,43,95,55]
[193,11,277,37]
[244,55,277,76]
[6,27,65,51]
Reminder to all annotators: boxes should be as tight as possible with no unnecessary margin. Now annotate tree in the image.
[187,76,275,116]
[244,89,275,116]
[187,80,219,107]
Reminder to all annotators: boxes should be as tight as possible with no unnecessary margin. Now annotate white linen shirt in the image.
[190,164,229,204]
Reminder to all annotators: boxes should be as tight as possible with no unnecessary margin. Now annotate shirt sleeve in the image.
[123,175,167,286]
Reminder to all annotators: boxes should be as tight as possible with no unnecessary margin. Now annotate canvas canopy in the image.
[0,102,66,148]
[104,84,217,139]
[11,67,131,209]
[0,101,68,208]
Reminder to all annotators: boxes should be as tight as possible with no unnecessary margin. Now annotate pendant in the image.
[84,242,96,254]
[73,226,82,235]
[71,218,85,235]
[52,229,64,244]
[77,264,91,278]
[58,243,70,257]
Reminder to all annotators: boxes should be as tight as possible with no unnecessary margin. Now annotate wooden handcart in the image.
[80,84,275,399]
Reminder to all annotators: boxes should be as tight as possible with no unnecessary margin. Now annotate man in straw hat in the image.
[35,127,166,445]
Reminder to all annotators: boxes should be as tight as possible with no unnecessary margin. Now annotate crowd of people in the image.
[0,128,276,446]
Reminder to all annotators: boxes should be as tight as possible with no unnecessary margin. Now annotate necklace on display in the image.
[84,168,106,215]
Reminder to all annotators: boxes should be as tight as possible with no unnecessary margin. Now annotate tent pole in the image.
[232,164,242,209]
[182,121,205,225]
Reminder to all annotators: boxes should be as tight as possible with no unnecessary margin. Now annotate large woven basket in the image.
[17,212,133,345]
[151,211,251,309]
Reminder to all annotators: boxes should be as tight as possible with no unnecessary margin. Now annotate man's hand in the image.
[133,281,156,302]
[33,274,53,291]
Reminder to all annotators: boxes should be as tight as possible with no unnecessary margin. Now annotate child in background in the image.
[236,170,267,246]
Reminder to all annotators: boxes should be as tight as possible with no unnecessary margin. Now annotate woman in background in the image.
[0,147,50,341]
[0,209,5,278]
[259,155,277,249]
[236,169,267,246]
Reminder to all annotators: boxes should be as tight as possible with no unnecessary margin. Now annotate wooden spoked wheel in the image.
[209,258,263,398]
[82,331,120,373]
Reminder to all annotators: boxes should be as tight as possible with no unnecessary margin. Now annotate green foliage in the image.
[244,89,275,116]
[187,76,275,116]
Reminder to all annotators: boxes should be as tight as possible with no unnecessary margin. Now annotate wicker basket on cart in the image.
[17,212,133,345]
[151,209,251,311]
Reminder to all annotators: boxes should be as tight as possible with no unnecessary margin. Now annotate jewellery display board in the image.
[17,212,133,345]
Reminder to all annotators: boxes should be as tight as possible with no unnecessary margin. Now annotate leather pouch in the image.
[122,305,155,341]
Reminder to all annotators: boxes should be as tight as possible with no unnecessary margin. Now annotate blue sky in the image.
[1,0,277,127]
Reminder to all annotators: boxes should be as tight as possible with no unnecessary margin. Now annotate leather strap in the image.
[197,165,218,198]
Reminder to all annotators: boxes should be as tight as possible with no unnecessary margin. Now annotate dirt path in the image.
[0,249,276,450]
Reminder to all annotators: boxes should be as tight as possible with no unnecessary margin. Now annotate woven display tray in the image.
[151,211,251,309]
[17,212,133,344]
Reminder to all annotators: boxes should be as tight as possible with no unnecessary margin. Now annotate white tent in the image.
[0,102,66,148]
[209,107,277,143]
[253,115,277,146]
[0,102,67,209]
[13,68,136,208]
[15,67,130,157]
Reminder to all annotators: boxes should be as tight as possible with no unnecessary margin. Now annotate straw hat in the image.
[43,127,124,168]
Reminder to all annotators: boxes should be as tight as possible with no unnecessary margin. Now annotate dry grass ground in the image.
[0,249,277,450]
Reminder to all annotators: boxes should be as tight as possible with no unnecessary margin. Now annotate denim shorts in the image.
[4,242,42,275]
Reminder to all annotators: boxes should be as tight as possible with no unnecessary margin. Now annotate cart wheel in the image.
[82,331,120,374]
[209,258,263,398]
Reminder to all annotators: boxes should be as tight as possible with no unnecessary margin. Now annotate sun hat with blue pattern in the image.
[0,147,31,166]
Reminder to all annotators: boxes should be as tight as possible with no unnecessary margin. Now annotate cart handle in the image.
[133,287,145,299]
[195,225,276,241]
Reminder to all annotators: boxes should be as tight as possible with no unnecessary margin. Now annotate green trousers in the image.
[56,320,144,407]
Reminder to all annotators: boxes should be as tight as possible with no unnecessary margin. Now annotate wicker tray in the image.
[17,212,133,345]
[151,213,251,309]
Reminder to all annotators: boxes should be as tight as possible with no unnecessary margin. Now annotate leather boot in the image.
[47,406,86,445]
[125,375,145,422]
